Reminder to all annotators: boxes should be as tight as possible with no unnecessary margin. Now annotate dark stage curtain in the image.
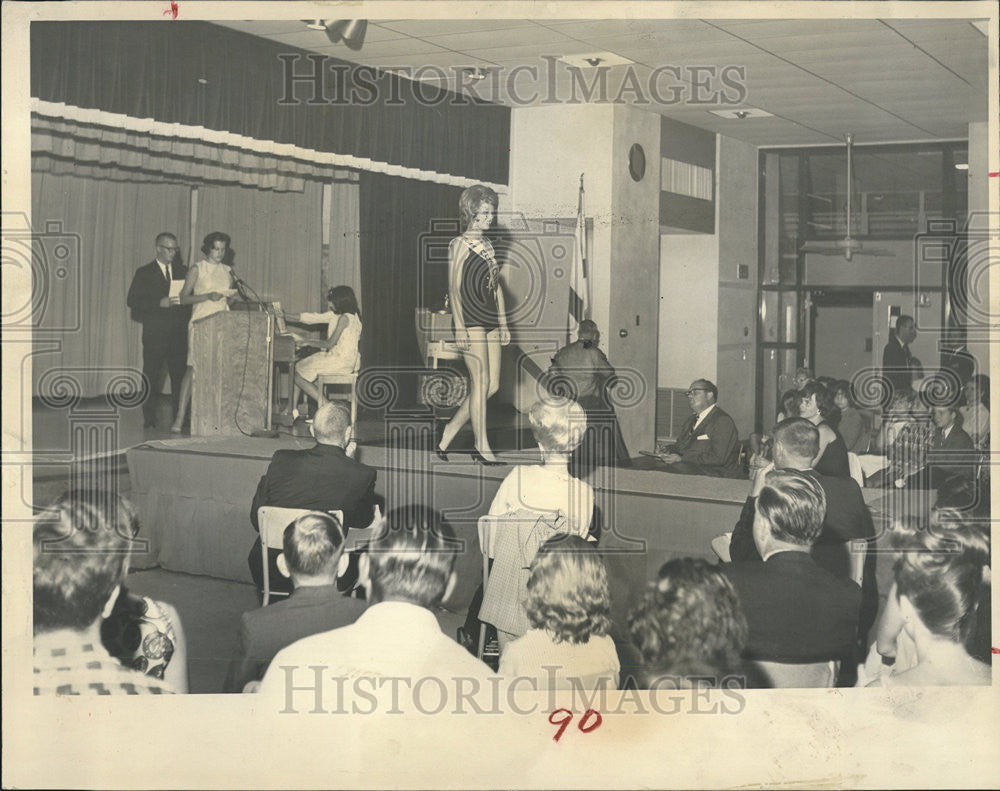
[359,173,462,405]
[31,22,510,185]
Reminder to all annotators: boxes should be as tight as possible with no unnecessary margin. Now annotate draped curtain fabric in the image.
[30,171,191,397]
[326,174,362,308]
[196,182,322,313]
[32,115,336,191]
[359,174,462,391]
[31,21,510,185]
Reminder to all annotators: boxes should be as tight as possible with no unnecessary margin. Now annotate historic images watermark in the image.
[278,54,749,108]
[272,667,748,716]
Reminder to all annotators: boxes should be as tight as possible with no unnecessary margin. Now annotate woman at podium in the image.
[170,231,236,432]
[281,284,363,408]
[435,185,509,465]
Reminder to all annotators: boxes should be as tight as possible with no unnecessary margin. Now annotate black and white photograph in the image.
[3,1,998,787]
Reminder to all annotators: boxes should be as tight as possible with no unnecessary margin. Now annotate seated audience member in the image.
[79,491,188,692]
[224,512,367,693]
[658,379,740,477]
[799,381,850,478]
[922,404,976,490]
[749,388,800,460]
[477,399,595,650]
[867,510,990,687]
[628,558,751,689]
[776,388,801,423]
[832,379,872,453]
[959,374,990,450]
[792,367,815,391]
[863,392,932,486]
[724,470,861,666]
[257,506,493,708]
[500,535,619,689]
[728,418,877,645]
[543,319,630,476]
[248,401,378,597]
[33,491,176,695]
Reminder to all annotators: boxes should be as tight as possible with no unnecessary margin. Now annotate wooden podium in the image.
[190,309,272,436]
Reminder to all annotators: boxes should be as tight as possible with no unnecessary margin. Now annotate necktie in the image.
[163,263,171,283]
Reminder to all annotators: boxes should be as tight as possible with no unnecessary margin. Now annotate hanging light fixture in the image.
[302,19,368,50]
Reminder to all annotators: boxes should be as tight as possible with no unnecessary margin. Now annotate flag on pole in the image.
[568,174,589,343]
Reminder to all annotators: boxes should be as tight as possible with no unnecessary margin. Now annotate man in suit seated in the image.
[256,505,494,711]
[225,512,367,692]
[922,404,977,490]
[542,319,630,476]
[248,401,379,598]
[727,417,878,648]
[658,379,740,477]
[724,469,861,666]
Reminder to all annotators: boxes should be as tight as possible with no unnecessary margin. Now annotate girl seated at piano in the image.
[281,285,362,408]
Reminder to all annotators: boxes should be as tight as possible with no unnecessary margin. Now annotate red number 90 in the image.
[548,708,603,742]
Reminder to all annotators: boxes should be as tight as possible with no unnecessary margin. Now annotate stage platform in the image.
[124,430,891,631]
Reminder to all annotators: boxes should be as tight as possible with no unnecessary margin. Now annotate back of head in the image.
[529,398,587,453]
[772,418,820,467]
[283,513,345,578]
[756,469,826,546]
[312,401,351,445]
[628,558,748,687]
[576,319,600,344]
[366,505,457,609]
[891,510,990,651]
[524,535,611,645]
[328,285,360,317]
[33,490,136,634]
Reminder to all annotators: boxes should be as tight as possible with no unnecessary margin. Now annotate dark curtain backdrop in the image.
[359,173,462,404]
[31,22,510,185]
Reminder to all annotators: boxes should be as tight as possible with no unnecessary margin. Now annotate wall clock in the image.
[628,143,646,182]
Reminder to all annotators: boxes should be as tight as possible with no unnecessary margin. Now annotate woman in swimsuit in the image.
[436,185,509,465]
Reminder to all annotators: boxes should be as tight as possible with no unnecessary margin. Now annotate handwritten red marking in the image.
[163,1,178,19]
[548,708,603,742]
[988,172,999,178]
[548,708,573,742]
[991,646,999,654]
[579,708,603,734]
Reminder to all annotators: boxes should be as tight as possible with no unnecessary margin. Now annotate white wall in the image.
[659,232,719,387]
[508,104,615,339]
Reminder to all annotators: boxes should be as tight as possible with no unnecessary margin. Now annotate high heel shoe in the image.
[433,422,449,462]
[471,449,504,467]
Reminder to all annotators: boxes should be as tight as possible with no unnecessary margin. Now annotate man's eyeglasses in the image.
[685,388,708,396]
[157,245,179,252]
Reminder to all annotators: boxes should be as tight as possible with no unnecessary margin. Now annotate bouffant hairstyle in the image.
[282,512,346,577]
[891,509,990,653]
[756,468,826,546]
[200,231,231,256]
[800,380,837,422]
[327,284,360,318]
[628,558,748,686]
[458,184,499,228]
[33,490,137,634]
[366,505,457,609]
[529,398,587,454]
[523,535,612,644]
[832,379,857,408]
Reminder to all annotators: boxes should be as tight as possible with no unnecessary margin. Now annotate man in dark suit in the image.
[225,511,367,692]
[728,418,878,645]
[881,314,918,398]
[126,232,191,427]
[659,379,739,476]
[724,469,861,664]
[922,404,976,489]
[248,401,379,596]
